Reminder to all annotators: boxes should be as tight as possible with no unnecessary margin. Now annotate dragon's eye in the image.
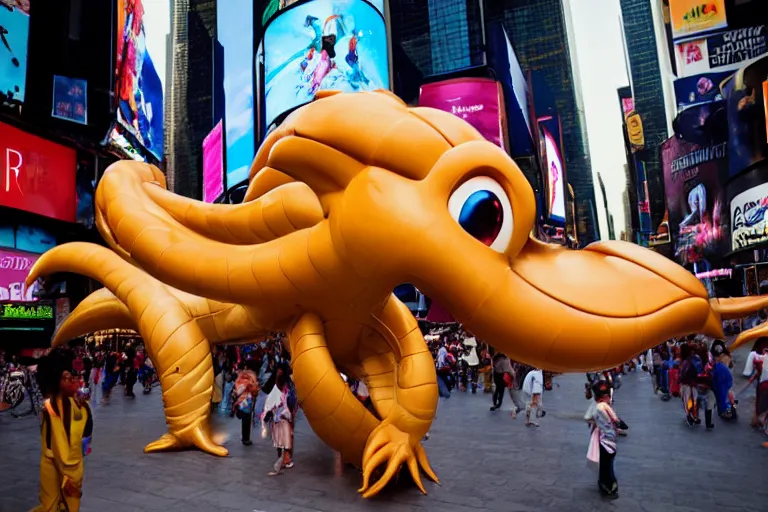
[448,176,514,253]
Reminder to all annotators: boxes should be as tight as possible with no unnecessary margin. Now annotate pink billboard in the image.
[202,121,224,203]
[418,78,506,150]
[0,248,41,302]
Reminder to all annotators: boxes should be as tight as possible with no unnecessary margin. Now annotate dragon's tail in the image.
[710,296,768,350]
[53,288,134,347]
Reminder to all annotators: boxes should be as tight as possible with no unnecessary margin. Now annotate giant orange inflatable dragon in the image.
[27,90,768,498]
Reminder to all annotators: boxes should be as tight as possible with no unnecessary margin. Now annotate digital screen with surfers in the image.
[262,0,385,27]
[263,0,390,128]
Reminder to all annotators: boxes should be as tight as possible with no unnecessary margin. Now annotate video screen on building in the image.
[202,121,224,203]
[540,123,566,223]
[263,0,390,128]
[262,0,385,28]
[0,0,31,103]
[114,0,168,161]
[219,0,255,190]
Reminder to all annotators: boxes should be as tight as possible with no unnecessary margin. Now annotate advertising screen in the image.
[539,122,566,223]
[731,181,768,251]
[263,0,390,128]
[0,248,41,301]
[669,0,727,40]
[262,0,385,26]
[202,121,224,203]
[0,1,30,103]
[723,73,767,178]
[661,119,729,269]
[673,71,730,112]
[419,78,505,150]
[0,121,77,222]
[51,75,88,125]
[219,0,255,190]
[115,0,168,161]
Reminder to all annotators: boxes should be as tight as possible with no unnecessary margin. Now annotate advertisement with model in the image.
[0,121,77,222]
[731,181,768,250]
[538,117,566,224]
[114,0,168,161]
[263,0,390,129]
[202,121,225,203]
[0,0,30,103]
[661,103,729,270]
[418,78,507,150]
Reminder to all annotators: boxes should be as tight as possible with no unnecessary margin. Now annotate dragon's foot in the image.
[358,423,438,499]
[144,424,228,457]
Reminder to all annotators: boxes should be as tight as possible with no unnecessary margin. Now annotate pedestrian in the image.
[233,369,259,445]
[490,352,512,411]
[33,348,94,512]
[101,351,120,404]
[522,367,545,427]
[435,341,452,398]
[262,364,296,476]
[585,380,619,499]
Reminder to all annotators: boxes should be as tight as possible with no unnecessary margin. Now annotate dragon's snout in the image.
[443,239,731,372]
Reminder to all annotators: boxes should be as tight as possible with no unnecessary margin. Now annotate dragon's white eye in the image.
[448,176,514,253]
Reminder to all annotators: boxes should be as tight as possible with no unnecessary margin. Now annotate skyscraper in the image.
[485,0,599,245]
[619,0,670,234]
[166,0,216,200]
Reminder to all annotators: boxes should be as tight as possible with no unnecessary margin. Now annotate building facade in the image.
[166,0,216,199]
[485,0,599,245]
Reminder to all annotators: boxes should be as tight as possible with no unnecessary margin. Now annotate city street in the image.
[1,368,766,512]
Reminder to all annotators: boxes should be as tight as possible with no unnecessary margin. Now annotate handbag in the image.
[586,427,600,464]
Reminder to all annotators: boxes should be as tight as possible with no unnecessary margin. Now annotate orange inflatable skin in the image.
[27,90,768,498]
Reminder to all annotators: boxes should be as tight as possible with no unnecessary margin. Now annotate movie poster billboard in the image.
[669,0,727,40]
[202,121,224,203]
[731,181,768,250]
[0,1,30,103]
[115,0,167,160]
[263,0,390,129]
[419,78,506,150]
[661,117,729,269]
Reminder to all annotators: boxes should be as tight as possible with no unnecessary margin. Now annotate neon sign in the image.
[0,303,54,320]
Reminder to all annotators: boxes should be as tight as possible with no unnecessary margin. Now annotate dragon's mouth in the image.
[459,239,723,372]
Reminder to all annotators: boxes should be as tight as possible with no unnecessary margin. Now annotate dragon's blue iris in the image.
[458,190,503,246]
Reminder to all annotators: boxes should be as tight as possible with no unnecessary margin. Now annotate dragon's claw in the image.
[144,425,228,457]
[358,423,436,498]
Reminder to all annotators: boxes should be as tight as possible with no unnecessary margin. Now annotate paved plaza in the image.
[1,367,766,512]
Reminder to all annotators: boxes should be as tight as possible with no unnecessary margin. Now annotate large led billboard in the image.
[263,0,390,128]
[0,0,31,103]
[219,0,255,190]
[539,119,566,224]
[202,121,224,203]
[115,0,168,161]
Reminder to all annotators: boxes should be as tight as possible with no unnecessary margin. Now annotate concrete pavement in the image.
[1,369,766,512]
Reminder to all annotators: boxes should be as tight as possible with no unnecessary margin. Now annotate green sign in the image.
[0,303,54,320]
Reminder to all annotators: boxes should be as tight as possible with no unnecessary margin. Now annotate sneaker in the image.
[423,432,430,441]
[526,421,539,427]
[284,461,295,469]
[490,406,498,411]
[242,440,253,446]
[267,470,282,476]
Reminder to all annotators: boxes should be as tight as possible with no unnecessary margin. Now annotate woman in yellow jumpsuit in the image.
[32,348,93,512]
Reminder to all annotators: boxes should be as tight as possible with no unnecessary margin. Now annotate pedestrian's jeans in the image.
[238,409,253,442]
[599,444,618,493]
[437,374,451,398]
[492,372,506,408]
